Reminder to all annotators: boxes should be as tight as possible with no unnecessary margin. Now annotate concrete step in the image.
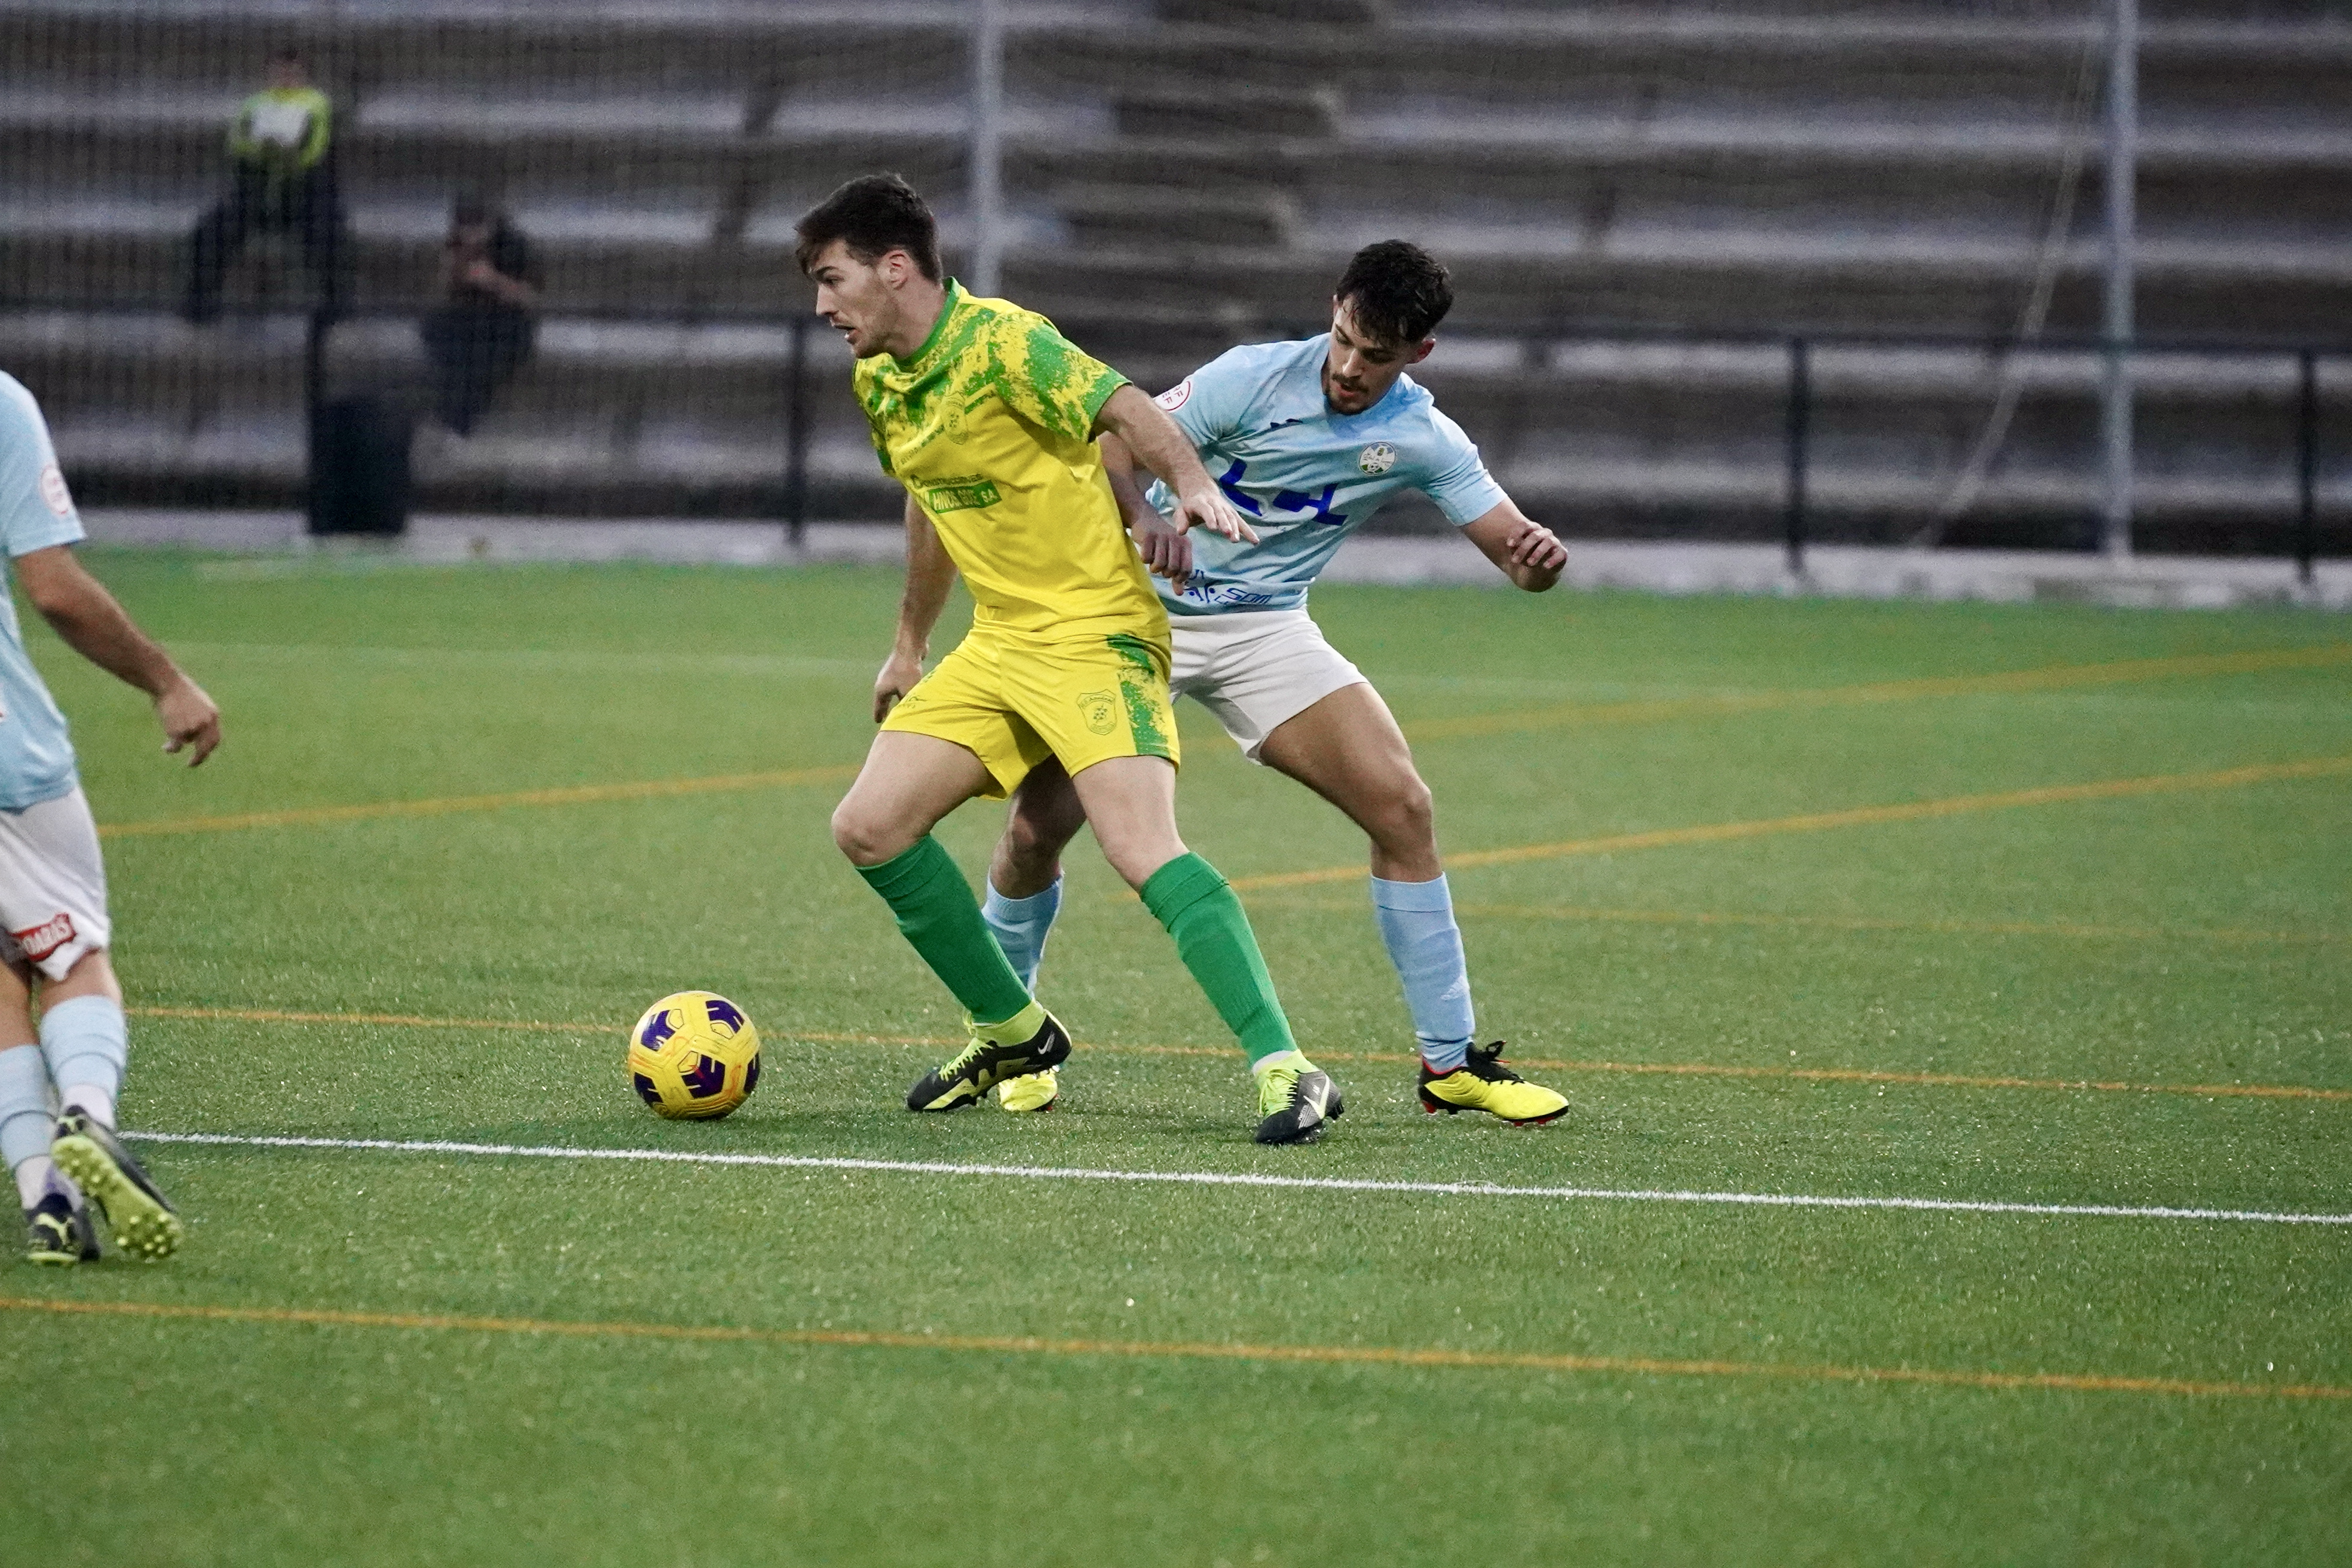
[1057,183,1300,249]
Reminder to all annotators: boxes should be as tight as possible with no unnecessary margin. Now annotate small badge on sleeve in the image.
[1154,380,1193,412]
[1357,443,1397,476]
[39,463,73,517]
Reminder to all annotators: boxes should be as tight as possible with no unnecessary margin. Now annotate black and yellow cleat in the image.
[1253,1057,1343,1146]
[1419,1043,1568,1126]
[23,1190,99,1266]
[907,1004,1071,1112]
[51,1111,183,1260]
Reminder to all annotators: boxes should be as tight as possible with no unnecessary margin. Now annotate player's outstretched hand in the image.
[1170,483,1259,547]
[1506,520,1568,572]
[1134,513,1195,589]
[157,675,220,767]
[873,650,924,724]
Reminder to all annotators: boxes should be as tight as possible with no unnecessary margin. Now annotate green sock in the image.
[1140,852,1298,1067]
[855,837,1034,1027]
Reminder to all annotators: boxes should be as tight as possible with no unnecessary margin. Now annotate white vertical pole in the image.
[970,0,1005,297]
[2100,0,2137,559]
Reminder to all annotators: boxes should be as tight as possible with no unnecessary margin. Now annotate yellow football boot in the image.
[995,1068,1061,1113]
[1418,1043,1567,1126]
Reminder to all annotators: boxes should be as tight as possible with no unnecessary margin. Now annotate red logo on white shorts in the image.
[12,913,75,963]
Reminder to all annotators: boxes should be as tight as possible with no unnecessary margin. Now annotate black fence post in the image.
[2297,348,2318,589]
[302,304,327,531]
[784,312,810,549]
[1784,335,1810,576]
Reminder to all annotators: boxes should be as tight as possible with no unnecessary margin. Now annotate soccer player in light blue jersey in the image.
[984,241,1573,1125]
[0,373,220,1263]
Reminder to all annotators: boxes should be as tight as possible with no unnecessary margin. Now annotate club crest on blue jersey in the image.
[1358,443,1397,475]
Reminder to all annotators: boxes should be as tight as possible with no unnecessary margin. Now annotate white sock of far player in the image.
[1,1042,66,1207]
[41,993,126,1129]
[982,875,1062,994]
[1370,874,1475,1073]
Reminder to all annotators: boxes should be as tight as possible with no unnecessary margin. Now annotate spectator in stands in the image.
[418,195,541,437]
[183,46,343,324]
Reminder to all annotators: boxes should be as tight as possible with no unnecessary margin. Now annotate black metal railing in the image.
[2,296,2342,581]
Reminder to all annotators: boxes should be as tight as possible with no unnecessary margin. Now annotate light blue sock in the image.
[0,1043,52,1174]
[1371,874,1474,1073]
[42,994,127,1128]
[982,877,1063,995]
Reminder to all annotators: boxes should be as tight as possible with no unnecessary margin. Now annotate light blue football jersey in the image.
[0,374,85,810]
[1141,335,1507,616]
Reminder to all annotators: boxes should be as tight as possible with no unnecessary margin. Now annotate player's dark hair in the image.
[1334,240,1452,346]
[794,174,942,283]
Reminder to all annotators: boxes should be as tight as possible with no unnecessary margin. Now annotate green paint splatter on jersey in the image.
[1106,631,1173,760]
[855,284,1126,477]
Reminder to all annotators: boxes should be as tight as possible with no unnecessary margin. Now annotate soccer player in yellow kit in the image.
[804,175,1343,1144]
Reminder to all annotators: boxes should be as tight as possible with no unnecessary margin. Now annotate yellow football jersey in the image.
[855,282,1165,638]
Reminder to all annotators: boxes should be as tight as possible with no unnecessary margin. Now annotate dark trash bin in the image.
[308,394,412,536]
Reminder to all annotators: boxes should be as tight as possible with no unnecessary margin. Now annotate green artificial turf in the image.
[2,550,2348,1566]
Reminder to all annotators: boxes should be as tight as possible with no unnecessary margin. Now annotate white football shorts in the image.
[0,787,111,981]
[1168,608,1368,762]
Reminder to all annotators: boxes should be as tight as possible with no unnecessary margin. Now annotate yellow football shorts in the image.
[881,624,1180,799]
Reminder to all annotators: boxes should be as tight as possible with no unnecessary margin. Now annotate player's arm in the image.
[1460,497,1568,592]
[296,90,332,170]
[874,493,957,723]
[1100,433,1190,587]
[1091,385,1257,547]
[14,545,221,765]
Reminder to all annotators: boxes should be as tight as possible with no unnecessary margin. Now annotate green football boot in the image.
[51,1110,183,1261]
[907,1003,1071,1112]
[1254,1056,1343,1145]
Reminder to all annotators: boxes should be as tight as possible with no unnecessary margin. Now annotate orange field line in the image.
[97,764,858,840]
[1247,895,2351,948]
[2,1295,2341,1403]
[124,1006,2352,1104]
[1404,642,2352,743]
[1230,755,2352,892]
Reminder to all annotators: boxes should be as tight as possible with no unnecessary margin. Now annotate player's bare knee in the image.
[1102,835,1188,892]
[0,961,32,1046]
[1368,777,1436,855]
[48,946,120,1004]
[830,801,906,866]
[1001,806,1071,875]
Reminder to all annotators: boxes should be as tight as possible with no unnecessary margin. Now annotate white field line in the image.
[128,1131,2352,1227]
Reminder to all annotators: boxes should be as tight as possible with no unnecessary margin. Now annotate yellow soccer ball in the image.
[627,991,761,1120]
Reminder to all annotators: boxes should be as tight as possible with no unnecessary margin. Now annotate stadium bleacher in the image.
[1,0,2344,553]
